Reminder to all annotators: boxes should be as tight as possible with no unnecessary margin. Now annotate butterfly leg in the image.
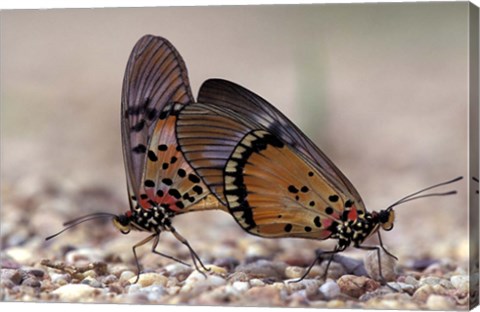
[377,231,398,260]
[289,247,340,283]
[131,232,191,283]
[131,233,157,284]
[150,232,192,267]
[167,225,211,277]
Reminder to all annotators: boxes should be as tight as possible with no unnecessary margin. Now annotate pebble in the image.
[319,280,341,299]
[127,284,166,301]
[363,248,397,281]
[50,273,72,285]
[109,264,131,277]
[52,284,101,301]
[119,271,136,282]
[403,275,420,288]
[164,263,192,278]
[204,265,227,276]
[387,282,416,295]
[5,247,33,264]
[129,272,168,287]
[337,275,381,298]
[450,275,469,292]
[232,281,250,293]
[412,284,435,302]
[213,257,239,271]
[65,248,105,265]
[235,259,286,280]
[101,274,118,284]
[419,276,453,289]
[25,268,45,278]
[180,270,227,296]
[249,278,265,287]
[426,294,455,310]
[1,269,24,285]
[241,284,284,306]
[284,266,305,279]
[285,278,321,293]
[81,276,103,288]
[21,277,41,288]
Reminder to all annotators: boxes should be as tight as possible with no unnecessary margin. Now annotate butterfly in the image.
[174,78,463,284]
[47,35,225,281]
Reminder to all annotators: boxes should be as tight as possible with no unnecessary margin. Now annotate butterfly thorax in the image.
[329,208,394,251]
[113,207,174,234]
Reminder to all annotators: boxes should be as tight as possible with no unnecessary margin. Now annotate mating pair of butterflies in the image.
[49,35,461,283]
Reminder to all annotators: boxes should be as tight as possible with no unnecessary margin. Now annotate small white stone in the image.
[249,278,265,287]
[5,247,33,264]
[450,275,469,292]
[164,263,192,276]
[180,271,226,294]
[65,248,105,264]
[426,294,455,310]
[285,266,305,279]
[232,281,250,293]
[319,280,340,299]
[119,270,136,282]
[52,284,102,302]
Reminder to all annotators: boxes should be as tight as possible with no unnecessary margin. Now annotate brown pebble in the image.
[1,269,24,285]
[108,283,124,294]
[337,275,381,298]
[241,284,283,306]
[26,268,45,278]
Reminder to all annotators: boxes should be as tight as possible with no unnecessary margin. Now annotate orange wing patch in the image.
[224,130,355,239]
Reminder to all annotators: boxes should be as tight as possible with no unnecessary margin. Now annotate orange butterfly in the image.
[175,78,462,284]
[47,35,225,280]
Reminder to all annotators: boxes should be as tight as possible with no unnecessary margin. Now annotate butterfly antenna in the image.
[45,212,118,241]
[386,176,463,212]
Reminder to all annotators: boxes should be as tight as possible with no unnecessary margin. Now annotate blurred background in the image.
[1,3,470,271]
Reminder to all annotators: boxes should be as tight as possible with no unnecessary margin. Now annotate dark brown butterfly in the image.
[174,78,462,284]
[47,35,225,280]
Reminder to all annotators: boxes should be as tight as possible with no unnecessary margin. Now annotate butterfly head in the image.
[113,212,133,234]
[374,209,395,231]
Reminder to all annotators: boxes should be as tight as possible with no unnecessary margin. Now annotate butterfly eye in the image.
[380,210,395,231]
[113,215,131,234]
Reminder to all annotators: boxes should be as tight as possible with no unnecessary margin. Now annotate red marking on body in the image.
[347,206,358,221]
[126,210,132,218]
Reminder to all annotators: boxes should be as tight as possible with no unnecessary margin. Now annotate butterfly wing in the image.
[223,129,359,238]
[122,35,221,213]
[122,35,194,202]
[177,79,364,209]
[176,79,365,237]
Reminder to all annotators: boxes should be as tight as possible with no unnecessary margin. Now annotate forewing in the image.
[132,107,215,212]
[121,35,194,199]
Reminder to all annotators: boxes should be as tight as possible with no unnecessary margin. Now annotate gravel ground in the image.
[1,4,475,310]
[0,174,473,309]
